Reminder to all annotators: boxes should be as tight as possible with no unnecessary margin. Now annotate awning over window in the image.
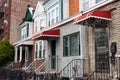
[32,29,60,40]
[74,10,111,24]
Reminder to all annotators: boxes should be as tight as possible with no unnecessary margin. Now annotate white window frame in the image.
[21,24,27,40]
[34,21,37,33]
[47,4,59,26]
[96,0,103,3]
[40,19,45,31]
[35,40,45,59]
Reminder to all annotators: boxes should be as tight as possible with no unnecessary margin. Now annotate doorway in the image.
[94,27,110,72]
[51,40,56,69]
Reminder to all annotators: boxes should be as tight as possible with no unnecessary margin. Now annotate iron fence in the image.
[87,57,120,80]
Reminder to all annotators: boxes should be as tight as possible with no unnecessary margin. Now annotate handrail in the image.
[35,58,50,74]
[5,61,14,69]
[86,71,96,80]
[26,60,36,72]
[59,59,84,79]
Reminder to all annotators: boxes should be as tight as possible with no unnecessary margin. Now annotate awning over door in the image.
[32,29,60,40]
[73,10,111,25]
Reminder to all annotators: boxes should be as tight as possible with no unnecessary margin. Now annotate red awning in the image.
[74,10,111,23]
[32,29,60,40]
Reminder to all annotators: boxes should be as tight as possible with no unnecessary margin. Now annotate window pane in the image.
[56,7,59,22]
[63,37,69,56]
[96,0,102,3]
[27,23,29,37]
[70,33,80,56]
[40,19,44,30]
[48,12,50,26]
[63,32,80,57]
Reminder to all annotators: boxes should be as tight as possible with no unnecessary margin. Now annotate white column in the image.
[25,47,27,67]
[15,47,18,62]
[19,46,22,62]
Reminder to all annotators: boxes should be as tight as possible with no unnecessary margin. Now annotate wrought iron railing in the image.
[87,56,120,80]
[59,59,84,79]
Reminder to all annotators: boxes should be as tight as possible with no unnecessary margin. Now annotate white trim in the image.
[13,37,33,46]
[15,47,18,62]
[19,46,22,62]
[34,40,45,60]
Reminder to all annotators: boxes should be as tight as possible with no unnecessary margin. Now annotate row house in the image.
[26,1,47,73]
[6,6,34,71]
[73,0,120,79]
[7,0,120,80]
[31,0,120,80]
[31,0,86,79]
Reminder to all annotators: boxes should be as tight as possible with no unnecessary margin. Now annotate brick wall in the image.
[9,0,44,43]
[69,0,79,16]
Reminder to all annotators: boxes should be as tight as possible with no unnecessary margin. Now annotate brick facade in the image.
[0,0,10,41]
[69,0,79,16]
[10,0,41,43]
[84,0,120,74]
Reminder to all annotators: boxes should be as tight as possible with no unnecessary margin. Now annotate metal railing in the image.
[87,57,120,80]
[59,59,84,79]
[35,58,50,74]
[0,68,29,80]
[25,60,36,72]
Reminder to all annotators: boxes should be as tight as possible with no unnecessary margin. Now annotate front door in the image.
[51,40,56,69]
[94,27,109,72]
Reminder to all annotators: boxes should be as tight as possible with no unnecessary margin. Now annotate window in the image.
[48,12,51,26]
[52,9,55,24]
[35,43,38,58]
[63,32,80,57]
[21,24,29,40]
[47,5,59,26]
[96,0,102,3]
[34,21,37,33]
[35,40,45,59]
[83,0,89,10]
[56,7,59,22]
[40,19,45,31]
